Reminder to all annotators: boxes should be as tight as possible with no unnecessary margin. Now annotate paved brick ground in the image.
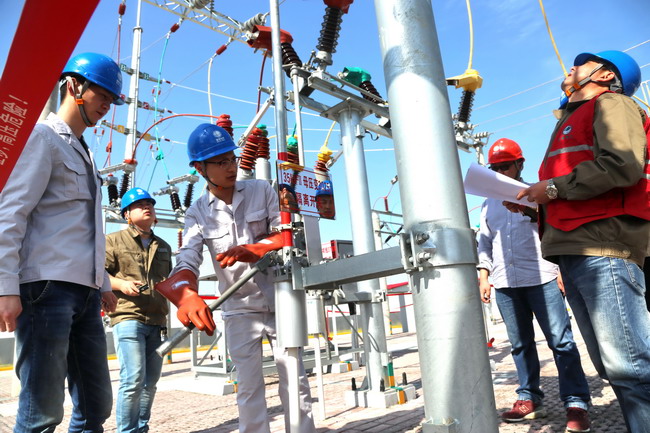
[0,314,627,432]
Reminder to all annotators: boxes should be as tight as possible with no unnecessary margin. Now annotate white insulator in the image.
[241,13,267,32]
[188,0,210,9]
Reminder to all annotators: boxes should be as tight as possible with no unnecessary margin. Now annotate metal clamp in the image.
[400,223,478,272]
[421,418,459,433]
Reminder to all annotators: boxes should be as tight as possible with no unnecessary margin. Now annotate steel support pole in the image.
[124,0,143,166]
[372,211,392,336]
[270,2,304,432]
[337,108,388,393]
[254,158,272,181]
[269,0,288,158]
[374,1,498,432]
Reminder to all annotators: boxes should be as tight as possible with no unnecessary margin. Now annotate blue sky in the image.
[2,0,649,250]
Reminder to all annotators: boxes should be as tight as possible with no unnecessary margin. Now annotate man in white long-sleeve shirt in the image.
[477,138,591,432]
[155,123,315,433]
[0,53,122,432]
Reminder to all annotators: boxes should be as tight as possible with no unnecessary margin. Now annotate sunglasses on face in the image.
[204,156,241,169]
[489,162,514,172]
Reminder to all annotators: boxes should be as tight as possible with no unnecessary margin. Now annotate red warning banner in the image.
[0,0,100,192]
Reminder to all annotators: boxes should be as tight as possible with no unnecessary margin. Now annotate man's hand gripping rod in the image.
[156,253,277,357]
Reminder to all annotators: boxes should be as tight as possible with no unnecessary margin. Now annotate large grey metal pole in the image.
[338,108,388,393]
[374,1,498,432]
[270,2,305,432]
[269,0,288,157]
[124,0,143,165]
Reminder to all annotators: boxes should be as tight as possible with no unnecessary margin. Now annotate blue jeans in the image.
[112,320,164,433]
[559,256,650,433]
[495,279,590,409]
[14,281,112,433]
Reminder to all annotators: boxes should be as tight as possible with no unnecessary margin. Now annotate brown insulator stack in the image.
[287,151,300,165]
[216,113,234,137]
[286,135,300,164]
[255,126,270,160]
[240,127,263,171]
[314,159,328,173]
[359,80,383,104]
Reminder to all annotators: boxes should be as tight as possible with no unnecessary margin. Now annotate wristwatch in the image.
[545,179,558,200]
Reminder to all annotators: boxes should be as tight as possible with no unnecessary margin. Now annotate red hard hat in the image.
[488,138,524,164]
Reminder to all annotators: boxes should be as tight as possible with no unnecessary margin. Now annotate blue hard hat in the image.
[315,179,333,197]
[187,123,238,166]
[62,52,124,105]
[121,188,156,218]
[574,50,641,97]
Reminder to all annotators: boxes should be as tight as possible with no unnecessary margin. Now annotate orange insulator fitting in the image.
[287,151,300,165]
[216,44,228,55]
[240,127,262,171]
[324,0,354,13]
[216,114,234,137]
[246,25,293,51]
[314,143,332,173]
[254,126,270,160]
[314,160,328,174]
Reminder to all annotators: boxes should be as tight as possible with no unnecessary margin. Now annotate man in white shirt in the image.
[478,138,591,432]
[0,52,122,432]
[155,123,316,433]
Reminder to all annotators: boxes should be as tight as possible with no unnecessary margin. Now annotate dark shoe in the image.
[501,399,546,422]
[566,407,590,432]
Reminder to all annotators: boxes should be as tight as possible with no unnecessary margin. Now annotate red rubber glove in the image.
[216,232,283,268]
[155,269,216,336]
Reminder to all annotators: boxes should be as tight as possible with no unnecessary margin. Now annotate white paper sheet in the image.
[463,162,536,208]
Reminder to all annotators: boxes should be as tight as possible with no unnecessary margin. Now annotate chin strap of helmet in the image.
[126,214,155,237]
[66,76,96,127]
[514,159,524,181]
[564,62,608,97]
[564,62,622,97]
[199,161,227,191]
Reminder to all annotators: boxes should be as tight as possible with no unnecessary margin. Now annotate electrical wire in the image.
[207,53,218,123]
[492,113,554,134]
[624,39,650,52]
[105,1,126,168]
[538,0,567,77]
[169,82,258,106]
[257,52,268,113]
[120,33,169,62]
[476,97,557,126]
[372,177,398,210]
[465,0,474,71]
[474,76,563,111]
[323,120,337,147]
[146,33,173,185]
[633,95,650,110]
[132,113,228,156]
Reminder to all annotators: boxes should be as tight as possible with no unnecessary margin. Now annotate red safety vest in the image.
[539,92,650,231]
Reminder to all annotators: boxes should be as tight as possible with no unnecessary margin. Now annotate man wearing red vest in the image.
[518,50,650,432]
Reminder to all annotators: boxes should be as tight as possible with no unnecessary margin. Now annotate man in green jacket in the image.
[106,187,173,433]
